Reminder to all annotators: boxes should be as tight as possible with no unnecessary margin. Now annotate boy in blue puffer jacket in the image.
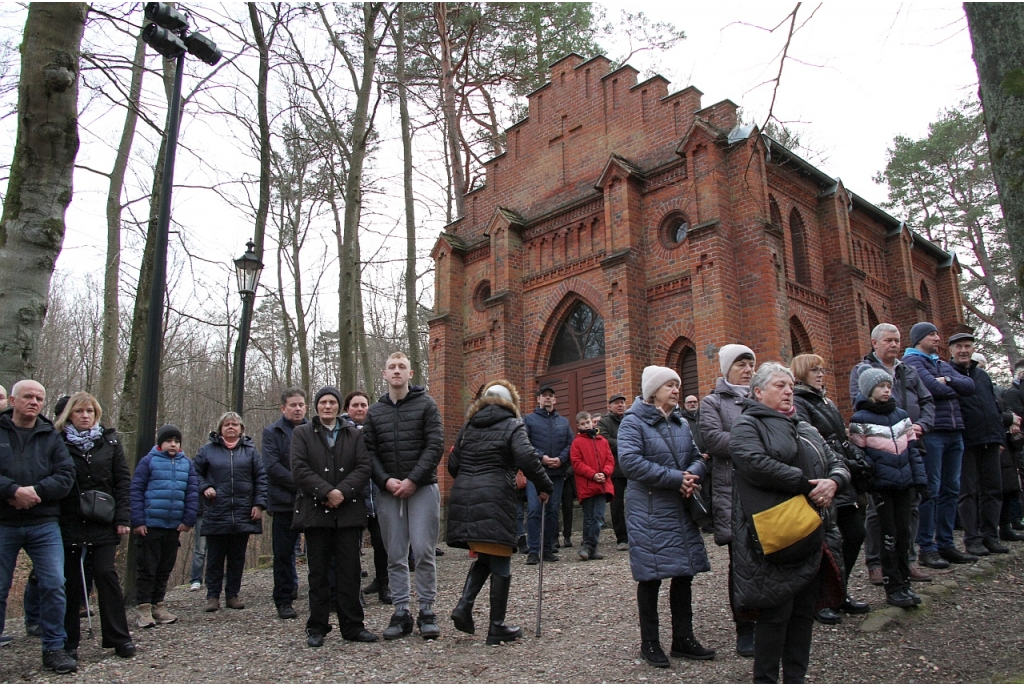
[130,425,199,628]
[848,369,928,609]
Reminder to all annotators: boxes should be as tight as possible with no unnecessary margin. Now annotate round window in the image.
[472,280,491,311]
[661,214,689,248]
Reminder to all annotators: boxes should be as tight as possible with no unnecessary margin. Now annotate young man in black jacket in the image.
[364,352,444,640]
[262,387,309,620]
[0,381,77,673]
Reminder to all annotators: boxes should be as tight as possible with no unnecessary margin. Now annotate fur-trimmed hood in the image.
[466,380,521,421]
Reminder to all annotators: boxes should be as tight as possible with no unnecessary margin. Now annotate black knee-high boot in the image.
[485,574,522,645]
[451,561,491,634]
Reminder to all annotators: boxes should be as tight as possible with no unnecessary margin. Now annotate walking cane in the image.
[79,546,94,639]
[535,506,545,637]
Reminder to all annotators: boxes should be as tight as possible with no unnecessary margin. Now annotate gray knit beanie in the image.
[858,368,893,399]
[719,344,756,377]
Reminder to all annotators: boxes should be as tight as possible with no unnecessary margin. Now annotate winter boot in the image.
[151,602,177,624]
[450,561,490,635]
[485,574,522,645]
[736,622,755,657]
[136,603,156,629]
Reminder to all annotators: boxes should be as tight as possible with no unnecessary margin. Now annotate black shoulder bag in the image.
[77,445,116,525]
[654,422,712,528]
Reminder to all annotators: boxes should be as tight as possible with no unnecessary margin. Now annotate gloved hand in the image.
[916,484,931,503]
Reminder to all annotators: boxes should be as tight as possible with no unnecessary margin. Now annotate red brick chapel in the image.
[428,53,966,485]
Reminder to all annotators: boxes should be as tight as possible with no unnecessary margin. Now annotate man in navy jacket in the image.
[262,388,309,620]
[522,385,575,565]
[901,322,976,568]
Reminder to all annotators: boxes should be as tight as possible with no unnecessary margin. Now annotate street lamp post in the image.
[134,2,221,462]
[233,239,263,415]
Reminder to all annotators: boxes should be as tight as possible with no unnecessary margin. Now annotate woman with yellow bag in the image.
[729,362,849,684]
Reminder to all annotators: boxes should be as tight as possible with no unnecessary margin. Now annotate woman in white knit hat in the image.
[699,343,757,656]
[617,366,714,668]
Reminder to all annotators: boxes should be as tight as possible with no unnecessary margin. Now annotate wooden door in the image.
[537,356,607,423]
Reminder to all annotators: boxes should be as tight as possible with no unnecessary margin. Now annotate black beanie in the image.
[314,386,343,409]
[156,424,183,447]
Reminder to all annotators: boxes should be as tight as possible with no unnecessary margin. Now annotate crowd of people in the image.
[0,321,1022,682]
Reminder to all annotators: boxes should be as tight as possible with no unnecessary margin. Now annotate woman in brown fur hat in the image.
[446,380,552,645]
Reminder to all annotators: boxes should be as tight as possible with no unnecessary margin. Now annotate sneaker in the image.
[152,602,177,624]
[670,635,716,660]
[417,610,441,640]
[382,609,414,640]
[640,640,669,668]
[114,642,137,658]
[938,547,978,564]
[277,603,298,620]
[189,581,201,591]
[525,553,540,565]
[43,649,78,674]
[0,635,12,647]
[347,629,380,643]
[590,550,604,560]
[918,551,951,569]
[983,537,1010,554]
[616,541,629,551]
[577,548,590,561]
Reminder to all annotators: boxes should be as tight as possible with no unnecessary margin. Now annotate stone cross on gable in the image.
[549,113,584,186]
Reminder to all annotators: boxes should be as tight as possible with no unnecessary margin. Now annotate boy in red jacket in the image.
[571,412,616,561]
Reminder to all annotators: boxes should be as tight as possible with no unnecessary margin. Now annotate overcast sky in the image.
[37,2,979,318]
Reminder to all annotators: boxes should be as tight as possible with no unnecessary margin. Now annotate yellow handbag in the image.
[750,494,824,563]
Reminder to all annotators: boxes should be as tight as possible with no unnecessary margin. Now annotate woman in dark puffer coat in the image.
[730,362,849,684]
[447,380,552,646]
[56,392,135,659]
[791,354,872,623]
[193,411,268,612]
[618,366,714,669]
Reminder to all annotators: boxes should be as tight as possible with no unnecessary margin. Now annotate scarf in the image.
[579,428,597,439]
[864,398,897,415]
[779,405,798,418]
[724,380,750,397]
[65,424,103,453]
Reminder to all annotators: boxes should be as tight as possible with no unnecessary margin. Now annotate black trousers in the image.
[636,575,692,643]
[958,443,1003,544]
[875,488,913,593]
[611,476,628,544]
[305,527,366,639]
[562,477,576,540]
[727,542,754,630]
[64,544,131,650]
[835,503,865,586]
[366,515,388,585]
[753,573,820,684]
[205,533,250,600]
[135,528,180,605]
[272,511,300,606]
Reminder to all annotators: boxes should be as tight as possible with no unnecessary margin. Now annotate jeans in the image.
[611,476,628,544]
[190,515,207,585]
[581,496,606,552]
[23,570,40,628]
[205,533,250,600]
[917,430,964,553]
[272,511,300,606]
[526,476,564,555]
[0,522,67,651]
[958,443,1002,545]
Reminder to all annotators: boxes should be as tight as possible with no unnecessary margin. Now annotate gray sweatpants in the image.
[864,491,920,567]
[377,483,440,610]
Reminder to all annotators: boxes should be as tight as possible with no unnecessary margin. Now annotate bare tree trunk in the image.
[965,3,1024,328]
[99,28,145,414]
[290,210,310,392]
[434,2,467,220]
[395,4,421,379]
[0,3,87,382]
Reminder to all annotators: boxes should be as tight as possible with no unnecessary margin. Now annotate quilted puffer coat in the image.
[793,383,870,507]
[848,399,927,491]
[364,386,444,488]
[445,384,552,550]
[193,433,268,536]
[700,377,747,545]
[618,398,710,582]
[730,400,849,610]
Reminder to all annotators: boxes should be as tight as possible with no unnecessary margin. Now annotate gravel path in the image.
[2,529,1024,683]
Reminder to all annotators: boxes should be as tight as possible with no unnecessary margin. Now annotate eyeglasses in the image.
[810,367,827,375]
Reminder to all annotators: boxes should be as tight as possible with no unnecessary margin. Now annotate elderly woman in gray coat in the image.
[730,362,849,684]
[618,366,714,669]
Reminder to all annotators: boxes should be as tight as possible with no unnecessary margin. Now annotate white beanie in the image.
[719,344,756,377]
[641,366,681,401]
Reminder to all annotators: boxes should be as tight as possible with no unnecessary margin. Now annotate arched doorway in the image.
[667,337,700,398]
[789,315,813,358]
[537,301,607,421]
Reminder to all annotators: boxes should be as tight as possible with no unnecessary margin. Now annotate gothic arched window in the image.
[549,302,605,367]
[790,208,811,286]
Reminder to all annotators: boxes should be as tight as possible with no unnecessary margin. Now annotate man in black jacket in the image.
[364,352,444,641]
[0,380,77,674]
[598,393,628,550]
[949,333,1018,556]
[262,387,308,620]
